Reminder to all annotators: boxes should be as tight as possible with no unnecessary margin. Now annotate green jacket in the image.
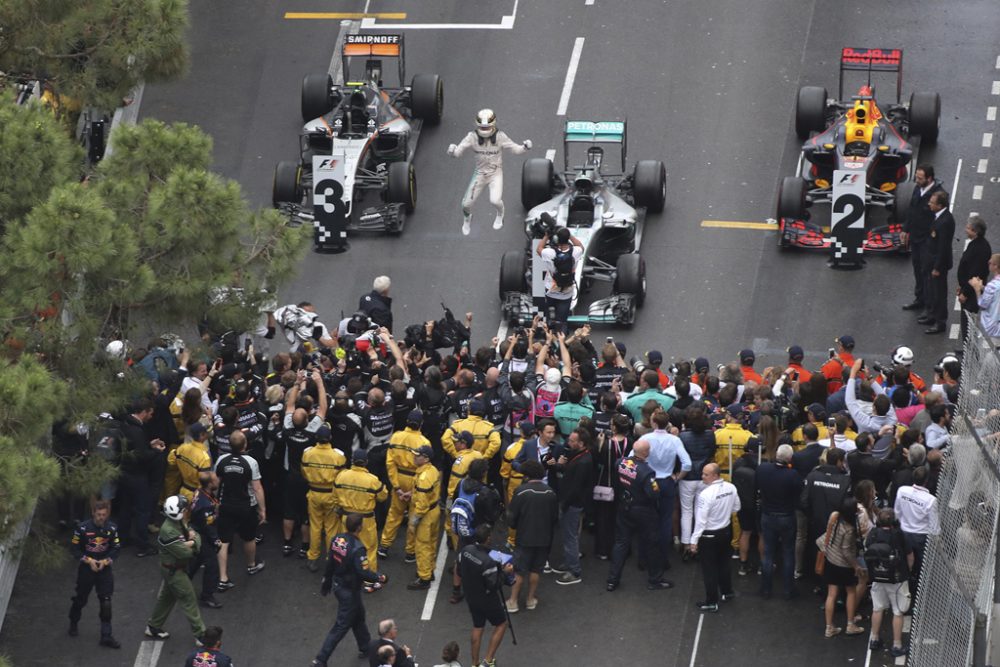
[624,389,675,423]
[553,398,594,439]
[157,517,200,567]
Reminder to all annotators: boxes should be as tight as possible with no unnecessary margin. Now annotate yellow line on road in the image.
[700,220,776,230]
[284,12,407,19]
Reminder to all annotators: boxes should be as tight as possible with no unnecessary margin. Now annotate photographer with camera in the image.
[534,216,583,331]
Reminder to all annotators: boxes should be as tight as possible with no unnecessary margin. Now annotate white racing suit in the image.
[450,131,529,220]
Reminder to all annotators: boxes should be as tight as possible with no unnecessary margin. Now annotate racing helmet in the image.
[163,494,189,520]
[475,108,497,138]
[892,346,914,367]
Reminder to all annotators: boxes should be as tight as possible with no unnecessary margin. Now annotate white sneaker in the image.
[462,215,471,236]
[492,214,504,230]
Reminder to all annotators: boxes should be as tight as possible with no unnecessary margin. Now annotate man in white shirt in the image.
[970,253,1000,337]
[893,467,939,599]
[688,463,740,613]
[846,359,897,434]
[535,224,584,330]
[922,404,951,450]
[641,411,692,569]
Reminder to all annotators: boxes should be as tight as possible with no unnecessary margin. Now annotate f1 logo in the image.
[838,173,861,184]
[317,158,339,170]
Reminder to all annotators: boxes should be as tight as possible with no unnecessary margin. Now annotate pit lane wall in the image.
[909,318,1000,667]
[0,509,34,636]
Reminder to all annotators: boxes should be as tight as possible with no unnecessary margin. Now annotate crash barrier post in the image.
[0,507,35,635]
[909,317,1000,667]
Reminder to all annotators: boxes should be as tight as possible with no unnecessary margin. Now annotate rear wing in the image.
[342,34,405,86]
[839,47,903,103]
[563,120,627,173]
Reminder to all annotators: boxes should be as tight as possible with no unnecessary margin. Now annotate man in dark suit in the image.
[956,214,992,342]
[511,419,562,489]
[920,191,956,334]
[368,619,415,667]
[902,164,945,313]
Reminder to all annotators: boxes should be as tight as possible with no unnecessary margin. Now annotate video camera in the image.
[403,303,470,351]
[529,212,558,240]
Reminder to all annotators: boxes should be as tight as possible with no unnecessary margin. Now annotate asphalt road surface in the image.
[4,1,1000,666]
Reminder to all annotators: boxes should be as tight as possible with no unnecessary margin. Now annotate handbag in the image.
[814,513,838,576]
[592,434,621,502]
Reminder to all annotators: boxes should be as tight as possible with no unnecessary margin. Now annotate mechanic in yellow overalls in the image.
[445,431,484,549]
[378,410,430,560]
[405,446,441,590]
[715,405,754,549]
[168,423,213,503]
[301,426,348,571]
[442,400,501,460]
[334,449,389,588]
[500,421,533,548]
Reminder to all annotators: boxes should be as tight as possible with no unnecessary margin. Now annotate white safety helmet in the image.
[105,340,127,360]
[475,108,497,138]
[892,345,914,367]
[163,495,189,520]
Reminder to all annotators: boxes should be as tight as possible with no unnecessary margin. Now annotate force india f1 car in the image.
[272,34,443,242]
[499,120,666,327]
[776,48,940,252]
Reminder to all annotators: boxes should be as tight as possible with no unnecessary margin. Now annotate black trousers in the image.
[928,270,949,326]
[698,527,734,604]
[189,541,220,601]
[910,239,931,306]
[316,585,371,663]
[607,505,663,585]
[69,563,114,637]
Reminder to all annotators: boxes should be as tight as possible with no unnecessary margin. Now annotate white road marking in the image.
[556,38,585,116]
[950,323,960,340]
[984,133,994,148]
[989,106,997,121]
[545,148,556,162]
[996,55,1000,69]
[974,184,984,200]
[979,158,989,174]
[952,158,963,210]
[586,0,595,4]
[864,629,874,667]
[993,81,1000,95]
[955,296,962,311]
[420,530,452,620]
[688,613,705,667]
[133,640,163,667]
[362,0,518,29]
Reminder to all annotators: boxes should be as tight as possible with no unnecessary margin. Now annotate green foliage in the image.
[0,99,82,226]
[0,0,190,110]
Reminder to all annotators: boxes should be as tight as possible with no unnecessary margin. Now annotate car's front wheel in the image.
[387,162,416,213]
[273,161,301,207]
[777,176,807,221]
[614,253,646,308]
[499,250,528,302]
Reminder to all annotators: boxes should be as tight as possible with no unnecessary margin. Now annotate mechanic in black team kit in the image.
[68,500,121,648]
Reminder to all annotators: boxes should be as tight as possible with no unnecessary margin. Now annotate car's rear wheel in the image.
[387,162,416,213]
[777,176,807,221]
[522,158,554,210]
[633,160,666,213]
[499,250,528,302]
[273,161,301,207]
[909,92,940,144]
[892,180,915,224]
[795,86,828,140]
[410,74,443,124]
[614,253,646,308]
[302,73,335,123]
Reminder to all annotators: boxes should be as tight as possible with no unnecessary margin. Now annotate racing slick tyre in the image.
[272,161,302,207]
[499,250,528,302]
[633,160,667,213]
[891,181,915,225]
[777,176,807,221]
[614,253,646,309]
[522,158,554,211]
[387,161,417,214]
[302,73,335,123]
[410,74,443,125]
[795,86,827,140]
[909,92,940,144]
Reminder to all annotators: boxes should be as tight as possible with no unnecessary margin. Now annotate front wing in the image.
[777,217,906,253]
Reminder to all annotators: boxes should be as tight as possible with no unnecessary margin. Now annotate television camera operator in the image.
[533,214,583,331]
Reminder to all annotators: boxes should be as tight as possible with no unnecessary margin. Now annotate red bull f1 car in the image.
[776,48,940,252]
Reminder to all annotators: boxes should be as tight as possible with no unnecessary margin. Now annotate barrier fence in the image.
[909,317,1000,667]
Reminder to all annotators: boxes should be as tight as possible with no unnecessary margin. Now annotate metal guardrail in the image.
[0,507,34,636]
